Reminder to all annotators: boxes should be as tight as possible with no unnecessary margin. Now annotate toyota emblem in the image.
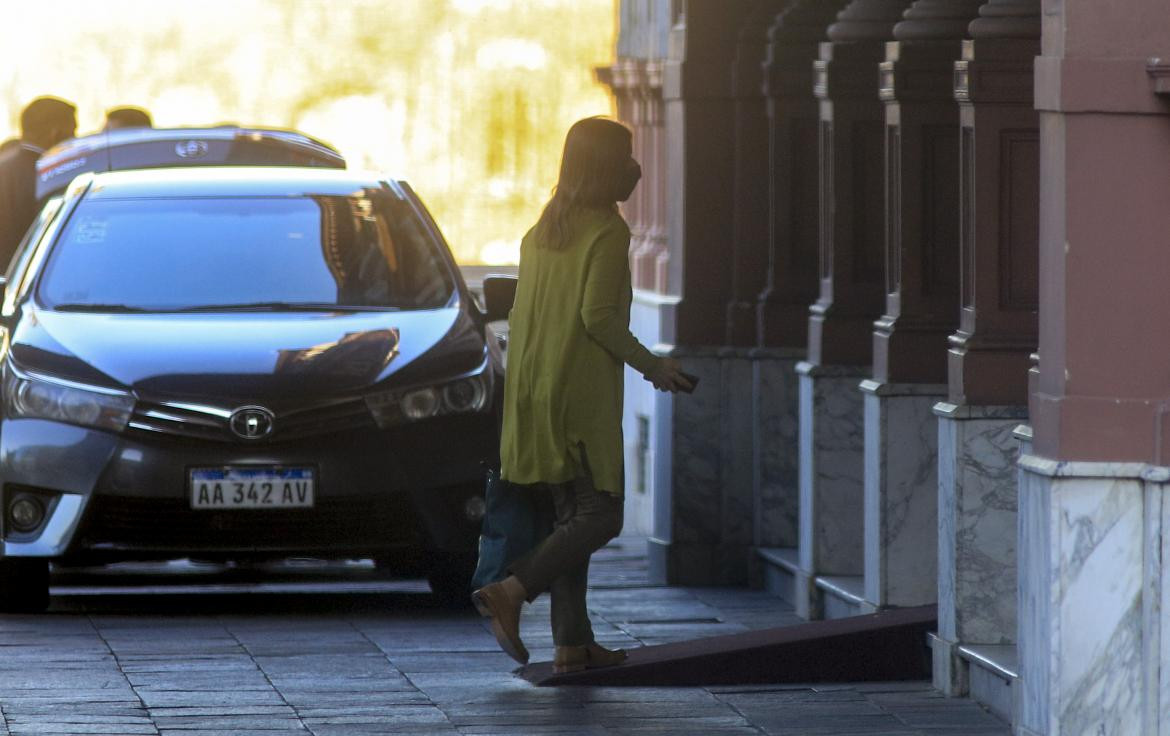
[229,406,275,440]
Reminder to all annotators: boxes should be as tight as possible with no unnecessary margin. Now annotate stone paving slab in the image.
[0,537,1009,735]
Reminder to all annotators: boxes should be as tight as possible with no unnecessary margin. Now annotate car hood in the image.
[10,306,486,405]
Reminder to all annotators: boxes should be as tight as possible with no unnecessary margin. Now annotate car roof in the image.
[37,126,346,200]
[78,166,401,199]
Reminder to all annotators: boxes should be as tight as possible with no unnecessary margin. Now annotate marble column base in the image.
[930,634,968,697]
[752,349,804,548]
[796,362,868,620]
[649,347,757,586]
[647,537,755,587]
[932,403,1027,696]
[861,380,947,610]
[1017,455,1170,736]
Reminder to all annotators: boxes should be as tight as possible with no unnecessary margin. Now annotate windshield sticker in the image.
[72,217,108,244]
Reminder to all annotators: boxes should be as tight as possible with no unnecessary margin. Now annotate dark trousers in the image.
[509,472,623,646]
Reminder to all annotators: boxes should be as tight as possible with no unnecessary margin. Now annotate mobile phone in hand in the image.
[679,371,699,394]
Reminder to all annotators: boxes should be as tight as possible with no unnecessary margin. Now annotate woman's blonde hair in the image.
[533,117,632,251]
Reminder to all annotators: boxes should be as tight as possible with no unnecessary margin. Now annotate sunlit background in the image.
[0,0,616,265]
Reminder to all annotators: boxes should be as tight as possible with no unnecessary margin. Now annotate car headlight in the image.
[365,369,491,428]
[4,364,134,432]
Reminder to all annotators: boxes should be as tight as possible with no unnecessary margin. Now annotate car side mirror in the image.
[481,275,517,323]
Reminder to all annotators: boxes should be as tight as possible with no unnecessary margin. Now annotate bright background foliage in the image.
[0,0,617,264]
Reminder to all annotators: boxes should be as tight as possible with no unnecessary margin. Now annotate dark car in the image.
[36,126,346,201]
[0,166,516,611]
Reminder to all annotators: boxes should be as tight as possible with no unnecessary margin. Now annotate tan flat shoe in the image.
[553,642,628,674]
[471,583,529,665]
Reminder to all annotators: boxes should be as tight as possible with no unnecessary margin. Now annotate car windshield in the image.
[37,191,455,312]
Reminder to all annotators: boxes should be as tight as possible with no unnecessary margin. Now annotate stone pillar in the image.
[716,2,806,571]
[649,0,762,586]
[930,0,1039,698]
[859,0,982,614]
[598,30,669,535]
[727,0,793,348]
[619,60,652,284]
[794,0,911,619]
[756,0,847,350]
[600,58,669,296]
[640,62,669,294]
[635,63,654,281]
[1018,0,1170,732]
[750,1,848,571]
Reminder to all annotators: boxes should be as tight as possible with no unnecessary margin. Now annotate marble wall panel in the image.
[1054,476,1143,734]
[1147,479,1165,736]
[937,406,1025,646]
[937,417,959,643]
[753,353,802,548]
[1017,457,1155,736]
[626,294,678,536]
[650,347,767,585]
[862,384,946,608]
[797,363,867,578]
[720,351,756,549]
[1016,456,1050,736]
[668,351,723,546]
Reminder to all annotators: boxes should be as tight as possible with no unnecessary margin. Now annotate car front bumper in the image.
[1,413,496,564]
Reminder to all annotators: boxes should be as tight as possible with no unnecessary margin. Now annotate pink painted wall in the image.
[1033,0,1170,461]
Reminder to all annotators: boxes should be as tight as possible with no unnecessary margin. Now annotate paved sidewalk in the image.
[0,537,1009,735]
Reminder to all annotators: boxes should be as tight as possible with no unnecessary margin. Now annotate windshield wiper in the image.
[51,303,150,313]
[168,302,393,313]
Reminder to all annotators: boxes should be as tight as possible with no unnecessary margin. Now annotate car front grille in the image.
[75,493,422,551]
[129,403,226,442]
[128,398,376,443]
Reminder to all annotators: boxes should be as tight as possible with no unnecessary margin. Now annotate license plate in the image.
[189,467,314,509]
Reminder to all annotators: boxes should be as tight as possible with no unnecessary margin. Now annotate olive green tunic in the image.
[500,210,659,496]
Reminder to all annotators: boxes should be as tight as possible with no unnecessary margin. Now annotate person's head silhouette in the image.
[104,106,153,131]
[20,97,77,150]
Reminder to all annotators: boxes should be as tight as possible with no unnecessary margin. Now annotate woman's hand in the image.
[643,357,695,393]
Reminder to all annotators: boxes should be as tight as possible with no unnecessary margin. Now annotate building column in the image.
[751,0,849,599]
[649,0,763,586]
[727,0,793,348]
[598,40,669,536]
[1018,0,1170,732]
[794,0,911,619]
[715,1,800,586]
[858,0,983,614]
[639,63,668,294]
[929,0,1039,699]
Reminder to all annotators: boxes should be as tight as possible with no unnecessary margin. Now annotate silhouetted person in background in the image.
[0,96,77,266]
[103,106,152,131]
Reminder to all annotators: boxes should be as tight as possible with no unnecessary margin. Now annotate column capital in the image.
[892,0,984,41]
[826,0,913,42]
[763,0,849,97]
[968,0,1040,40]
[733,0,792,98]
[769,0,847,47]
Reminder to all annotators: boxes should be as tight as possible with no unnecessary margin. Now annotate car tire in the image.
[0,558,50,613]
[426,551,476,608]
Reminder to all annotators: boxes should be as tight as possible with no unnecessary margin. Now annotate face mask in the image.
[616,161,642,202]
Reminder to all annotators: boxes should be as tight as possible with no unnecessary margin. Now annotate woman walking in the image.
[472,117,692,674]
